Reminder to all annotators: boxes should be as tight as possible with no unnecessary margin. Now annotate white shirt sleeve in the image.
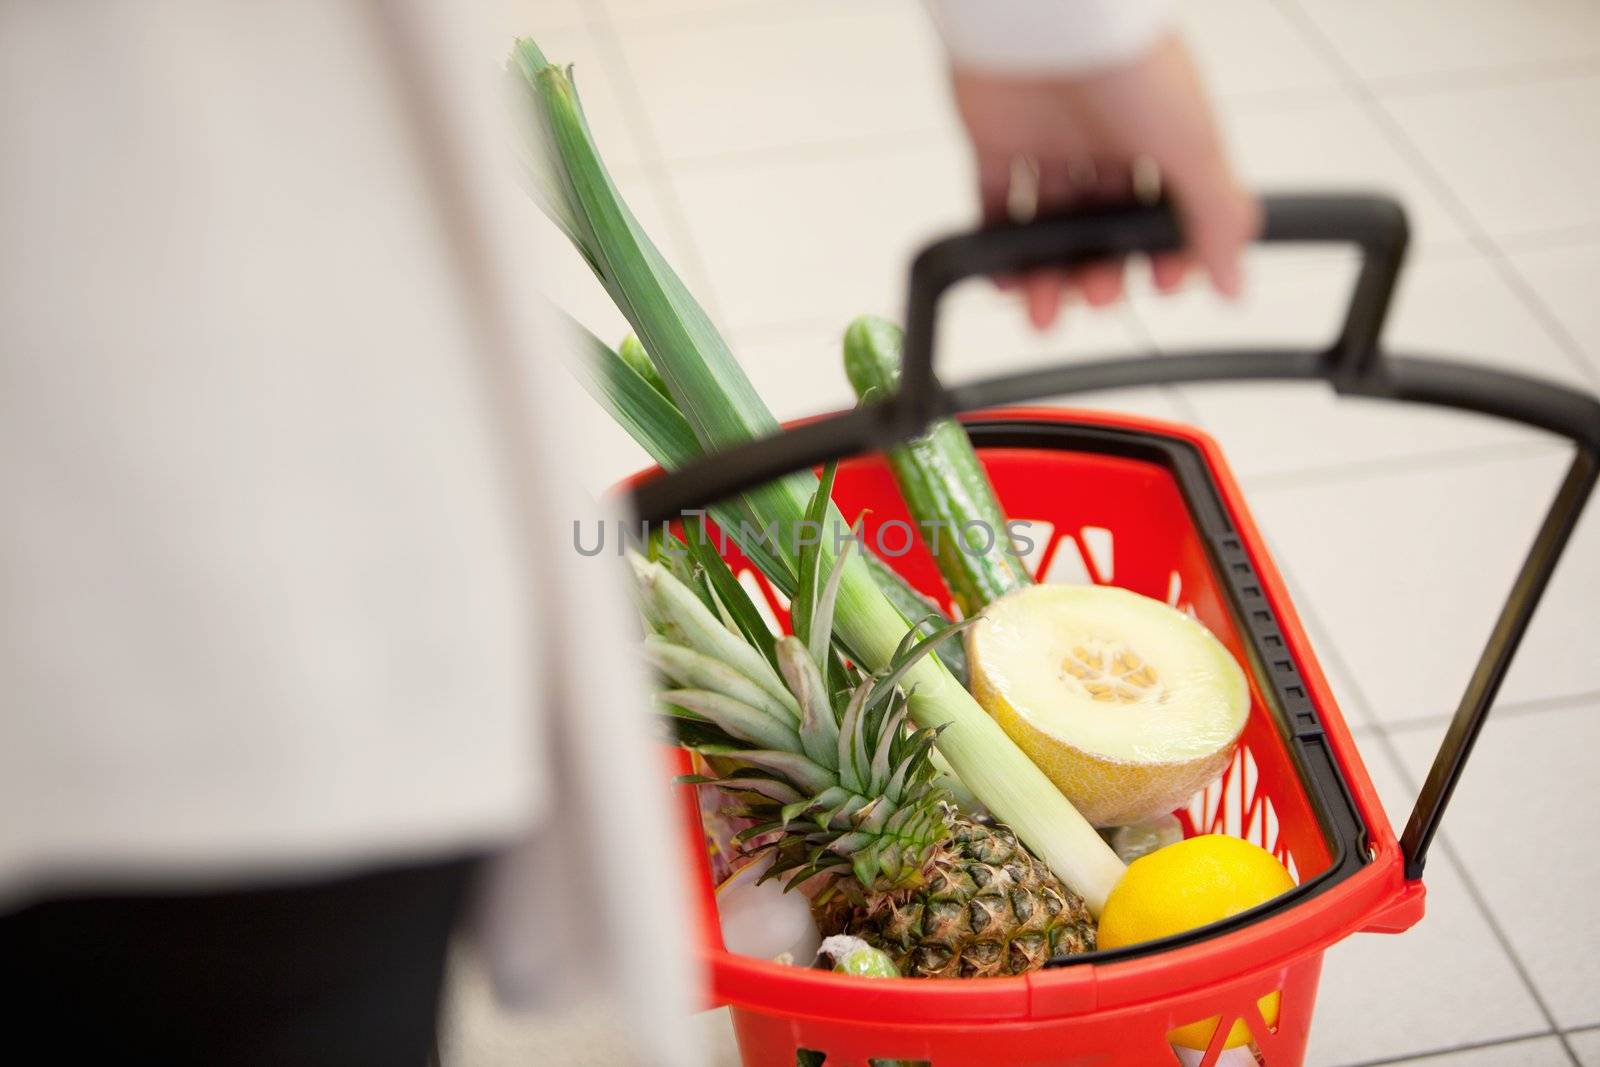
[924,0,1175,74]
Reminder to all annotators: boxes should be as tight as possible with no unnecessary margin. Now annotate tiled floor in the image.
[454,1,1600,1063]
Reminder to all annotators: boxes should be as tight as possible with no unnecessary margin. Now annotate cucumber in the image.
[843,315,1032,616]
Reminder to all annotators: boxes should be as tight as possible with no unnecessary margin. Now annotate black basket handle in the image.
[628,192,1600,881]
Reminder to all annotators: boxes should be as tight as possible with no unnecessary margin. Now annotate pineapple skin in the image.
[817,816,1095,979]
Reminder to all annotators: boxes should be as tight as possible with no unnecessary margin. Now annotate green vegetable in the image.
[511,40,1124,914]
[844,315,1032,616]
[569,314,974,685]
[825,937,899,978]
[862,549,969,685]
[618,333,671,403]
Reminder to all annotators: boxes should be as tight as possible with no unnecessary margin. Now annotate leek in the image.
[511,40,1124,912]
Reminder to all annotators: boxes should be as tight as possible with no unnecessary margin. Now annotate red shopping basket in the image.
[625,195,1600,1066]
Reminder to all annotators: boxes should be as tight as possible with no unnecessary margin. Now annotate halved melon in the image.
[968,584,1249,827]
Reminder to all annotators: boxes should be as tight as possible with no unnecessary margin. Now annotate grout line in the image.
[630,124,963,177]
[1278,576,1581,1064]
[1379,689,1600,735]
[1266,20,1593,1048]
[580,4,732,326]
[1331,1029,1559,1067]
[541,80,1405,178]
[1275,0,1600,394]
[1359,54,1600,100]
[1494,221,1600,254]
[1394,788,1582,1065]
[1239,439,1565,495]
[1473,249,1600,392]
[597,0,862,36]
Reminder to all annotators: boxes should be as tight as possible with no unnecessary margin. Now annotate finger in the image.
[1089,159,1134,205]
[979,153,1023,292]
[1073,260,1126,308]
[1167,161,1259,299]
[1012,160,1076,327]
[1150,252,1189,294]
[976,151,1013,225]
[1034,157,1077,218]
[1063,160,1130,307]
[1023,270,1070,330]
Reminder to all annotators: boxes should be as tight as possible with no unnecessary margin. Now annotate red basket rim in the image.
[627,405,1422,1021]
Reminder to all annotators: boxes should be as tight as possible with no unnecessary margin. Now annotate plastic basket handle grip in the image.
[898,193,1408,427]
[627,192,1600,882]
[902,194,1599,449]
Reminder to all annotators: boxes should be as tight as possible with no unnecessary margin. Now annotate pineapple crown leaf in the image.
[835,678,873,794]
[646,637,796,726]
[807,516,857,679]
[867,699,914,796]
[656,690,799,753]
[790,466,860,691]
[790,461,838,662]
[631,553,797,716]
[676,513,782,674]
[775,636,840,769]
[862,615,979,724]
[634,543,957,898]
[645,527,717,619]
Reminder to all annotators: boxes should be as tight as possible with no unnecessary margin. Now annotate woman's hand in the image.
[951,34,1259,328]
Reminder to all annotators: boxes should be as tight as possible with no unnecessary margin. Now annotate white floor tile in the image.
[1391,701,1600,1030]
[938,284,1195,422]
[617,0,952,163]
[1365,1035,1570,1067]
[1132,252,1582,479]
[503,0,592,35]
[696,1008,743,1067]
[601,0,788,29]
[1222,98,1473,252]
[728,319,869,423]
[1304,745,1549,1066]
[1382,73,1600,240]
[1177,0,1342,102]
[728,301,1189,430]
[1243,449,1594,726]
[935,279,1144,378]
[1291,0,1600,85]
[439,947,642,1066]
[667,136,974,333]
[1505,241,1600,381]
[1571,1026,1600,1066]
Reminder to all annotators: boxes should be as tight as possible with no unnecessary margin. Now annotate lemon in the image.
[1098,835,1295,1050]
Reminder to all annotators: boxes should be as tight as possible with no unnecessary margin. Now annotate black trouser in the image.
[0,855,480,1066]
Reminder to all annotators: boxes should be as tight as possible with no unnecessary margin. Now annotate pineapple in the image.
[631,517,1095,979]
[816,815,1094,978]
